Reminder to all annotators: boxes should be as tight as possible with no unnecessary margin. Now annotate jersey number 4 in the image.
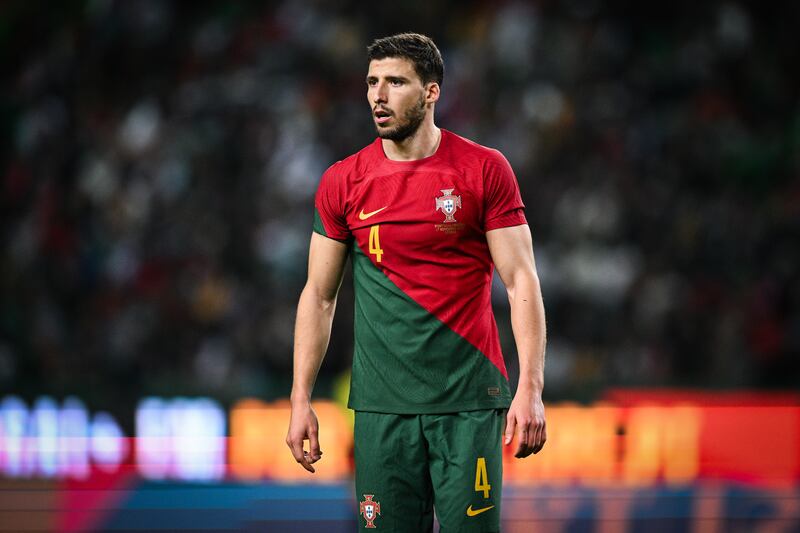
[369,225,384,263]
[475,457,491,498]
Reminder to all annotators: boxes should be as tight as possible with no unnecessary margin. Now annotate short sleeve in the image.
[483,150,527,231]
[313,163,351,241]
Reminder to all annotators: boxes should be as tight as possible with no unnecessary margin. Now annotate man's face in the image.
[366,57,430,142]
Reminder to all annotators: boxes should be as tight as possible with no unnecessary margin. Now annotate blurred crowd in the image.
[1,0,798,408]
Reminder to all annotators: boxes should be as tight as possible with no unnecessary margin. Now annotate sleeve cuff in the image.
[312,227,351,242]
[484,208,527,231]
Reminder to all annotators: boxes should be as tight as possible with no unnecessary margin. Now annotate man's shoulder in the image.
[323,138,381,179]
[440,130,511,177]
[443,129,507,165]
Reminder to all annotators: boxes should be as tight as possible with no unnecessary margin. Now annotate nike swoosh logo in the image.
[358,206,388,220]
[466,504,495,517]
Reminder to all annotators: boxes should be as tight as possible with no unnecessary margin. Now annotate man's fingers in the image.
[514,423,532,458]
[299,452,315,472]
[308,428,322,463]
[514,420,547,458]
[533,422,547,454]
[504,415,517,445]
[533,425,544,453]
[287,438,304,462]
[529,419,546,454]
[507,408,547,458]
[514,427,526,456]
[296,445,316,473]
[288,437,315,473]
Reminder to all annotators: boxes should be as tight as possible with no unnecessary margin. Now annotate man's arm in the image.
[487,224,547,458]
[286,232,349,473]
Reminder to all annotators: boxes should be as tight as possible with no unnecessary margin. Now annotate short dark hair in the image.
[367,33,444,86]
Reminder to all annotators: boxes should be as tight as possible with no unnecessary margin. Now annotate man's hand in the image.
[286,401,323,473]
[504,389,546,458]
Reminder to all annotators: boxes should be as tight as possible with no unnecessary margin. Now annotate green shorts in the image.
[354,409,504,532]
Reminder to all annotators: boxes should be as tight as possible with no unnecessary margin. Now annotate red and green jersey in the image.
[313,129,527,414]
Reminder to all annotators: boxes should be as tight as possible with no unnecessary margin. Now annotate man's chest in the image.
[346,170,484,230]
[343,170,487,262]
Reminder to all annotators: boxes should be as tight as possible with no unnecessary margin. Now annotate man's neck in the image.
[382,122,442,161]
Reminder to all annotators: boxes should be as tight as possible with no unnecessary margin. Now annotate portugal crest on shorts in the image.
[435,188,462,223]
[359,494,381,528]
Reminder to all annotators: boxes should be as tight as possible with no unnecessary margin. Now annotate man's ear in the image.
[425,82,440,105]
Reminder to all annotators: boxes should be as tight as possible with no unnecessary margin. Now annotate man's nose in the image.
[372,83,388,103]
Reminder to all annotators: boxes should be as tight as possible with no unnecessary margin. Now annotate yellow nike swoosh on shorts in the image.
[466,504,495,517]
[358,206,388,220]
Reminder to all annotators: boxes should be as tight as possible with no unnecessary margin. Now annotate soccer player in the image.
[286,33,547,532]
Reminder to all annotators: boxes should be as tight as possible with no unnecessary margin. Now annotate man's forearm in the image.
[291,285,338,403]
[507,272,546,394]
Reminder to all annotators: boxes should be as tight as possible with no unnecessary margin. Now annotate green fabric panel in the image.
[312,207,327,236]
[354,412,434,531]
[348,240,511,414]
[423,410,503,531]
[353,410,504,531]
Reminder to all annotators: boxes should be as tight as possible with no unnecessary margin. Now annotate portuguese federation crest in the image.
[359,494,381,528]
[435,188,462,223]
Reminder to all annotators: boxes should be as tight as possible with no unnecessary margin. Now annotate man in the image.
[286,33,546,532]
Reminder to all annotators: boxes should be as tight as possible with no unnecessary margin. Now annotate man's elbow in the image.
[302,282,339,311]
[504,268,540,302]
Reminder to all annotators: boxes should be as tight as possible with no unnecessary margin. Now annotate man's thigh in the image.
[354,411,434,532]
[423,409,505,533]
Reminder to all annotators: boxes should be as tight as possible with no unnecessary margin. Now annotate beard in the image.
[375,94,427,142]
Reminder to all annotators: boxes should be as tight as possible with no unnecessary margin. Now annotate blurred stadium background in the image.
[1,0,799,531]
